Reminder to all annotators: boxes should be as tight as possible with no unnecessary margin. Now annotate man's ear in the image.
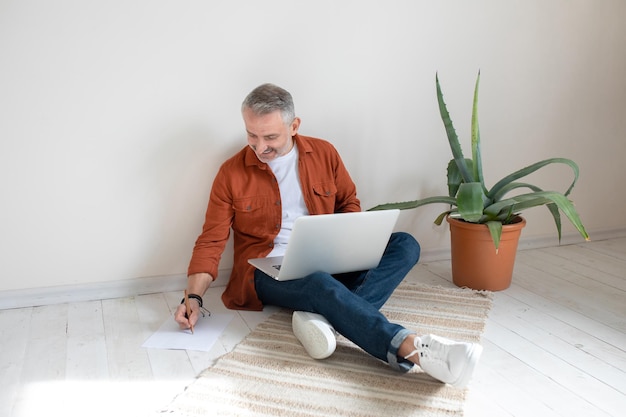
[290,117,301,136]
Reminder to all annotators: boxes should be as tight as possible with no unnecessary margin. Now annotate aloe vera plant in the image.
[370,72,590,249]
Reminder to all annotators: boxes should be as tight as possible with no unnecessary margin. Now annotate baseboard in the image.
[0,270,229,310]
[2,227,624,310]
[420,226,626,262]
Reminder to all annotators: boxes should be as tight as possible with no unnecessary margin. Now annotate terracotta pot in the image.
[446,215,526,291]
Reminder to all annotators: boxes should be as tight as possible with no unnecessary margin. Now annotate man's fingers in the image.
[175,304,193,329]
[175,303,203,330]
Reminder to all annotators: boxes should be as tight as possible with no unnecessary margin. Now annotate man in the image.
[175,83,482,388]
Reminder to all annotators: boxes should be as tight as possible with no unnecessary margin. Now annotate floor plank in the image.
[66,300,109,380]
[468,339,575,417]
[136,293,196,381]
[498,290,626,384]
[19,304,68,383]
[487,297,623,416]
[526,245,626,291]
[503,283,626,355]
[580,237,626,261]
[102,297,153,380]
[0,308,32,417]
[12,304,69,416]
[514,253,624,331]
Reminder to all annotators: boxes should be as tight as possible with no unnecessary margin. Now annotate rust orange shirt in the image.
[188,134,361,310]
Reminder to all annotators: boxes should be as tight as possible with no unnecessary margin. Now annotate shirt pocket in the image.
[232,196,273,237]
[311,182,337,212]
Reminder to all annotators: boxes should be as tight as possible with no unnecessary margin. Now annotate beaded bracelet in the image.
[181,293,203,307]
[180,293,211,317]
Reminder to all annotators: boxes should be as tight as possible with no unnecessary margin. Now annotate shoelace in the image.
[403,341,429,360]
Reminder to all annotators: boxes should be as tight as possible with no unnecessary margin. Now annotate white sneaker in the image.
[405,334,482,388]
[291,311,336,360]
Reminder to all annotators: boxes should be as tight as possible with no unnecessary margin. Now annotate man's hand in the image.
[175,298,201,330]
[174,272,214,330]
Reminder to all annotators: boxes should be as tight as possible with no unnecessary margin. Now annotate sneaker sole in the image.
[450,343,483,389]
[292,311,336,360]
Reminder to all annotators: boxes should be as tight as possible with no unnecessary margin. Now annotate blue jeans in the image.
[254,232,421,371]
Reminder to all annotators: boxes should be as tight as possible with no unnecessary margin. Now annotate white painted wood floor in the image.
[1,238,624,417]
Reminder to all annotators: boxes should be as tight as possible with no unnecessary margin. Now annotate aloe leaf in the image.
[368,195,457,212]
[471,72,486,193]
[546,202,563,242]
[488,183,563,237]
[490,182,543,202]
[434,210,453,225]
[510,194,584,242]
[486,220,503,251]
[486,192,589,241]
[456,182,485,222]
[437,74,473,183]
[447,159,461,198]
[487,197,562,240]
[447,158,474,198]
[488,158,580,200]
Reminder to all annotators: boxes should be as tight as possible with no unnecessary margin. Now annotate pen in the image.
[184,289,194,334]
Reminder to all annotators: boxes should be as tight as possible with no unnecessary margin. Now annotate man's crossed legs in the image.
[254,232,482,388]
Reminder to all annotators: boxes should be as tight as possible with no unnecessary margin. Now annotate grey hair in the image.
[241,83,295,125]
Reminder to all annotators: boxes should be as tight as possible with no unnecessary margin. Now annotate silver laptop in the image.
[248,210,400,281]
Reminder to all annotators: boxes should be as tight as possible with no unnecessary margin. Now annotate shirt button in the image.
[275,200,281,206]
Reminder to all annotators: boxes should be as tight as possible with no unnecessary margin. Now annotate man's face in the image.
[243,108,300,163]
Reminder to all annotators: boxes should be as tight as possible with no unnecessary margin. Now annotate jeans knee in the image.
[301,272,349,311]
[304,272,343,296]
[390,232,421,265]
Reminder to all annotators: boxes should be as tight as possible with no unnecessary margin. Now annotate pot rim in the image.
[446,214,527,230]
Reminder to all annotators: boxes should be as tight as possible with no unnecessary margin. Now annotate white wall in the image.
[1,0,625,297]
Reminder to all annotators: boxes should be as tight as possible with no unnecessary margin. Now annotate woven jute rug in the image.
[161,283,492,417]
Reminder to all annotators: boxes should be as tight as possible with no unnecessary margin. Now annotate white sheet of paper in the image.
[141,313,233,352]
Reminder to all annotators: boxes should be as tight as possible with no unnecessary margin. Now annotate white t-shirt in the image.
[267,143,309,257]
